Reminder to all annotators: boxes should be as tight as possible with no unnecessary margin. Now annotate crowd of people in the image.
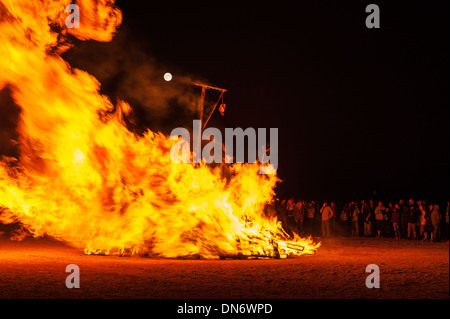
[265,199,450,242]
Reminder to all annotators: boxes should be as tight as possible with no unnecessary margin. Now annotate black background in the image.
[114,0,449,204]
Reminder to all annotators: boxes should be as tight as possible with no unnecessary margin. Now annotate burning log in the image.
[83,228,319,259]
[221,228,318,260]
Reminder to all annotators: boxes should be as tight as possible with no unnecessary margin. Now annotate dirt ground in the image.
[0,234,448,299]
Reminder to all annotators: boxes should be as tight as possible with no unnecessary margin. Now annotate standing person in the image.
[300,200,307,234]
[391,204,401,239]
[369,200,376,236]
[348,202,355,235]
[264,200,278,220]
[418,201,426,239]
[351,202,360,237]
[320,202,334,238]
[374,201,386,238]
[363,201,373,237]
[444,202,449,242]
[358,201,365,237]
[399,199,408,239]
[330,202,338,237]
[384,202,394,238]
[339,203,350,236]
[277,199,288,232]
[305,202,315,236]
[313,201,322,237]
[423,204,433,241]
[293,200,304,235]
[292,200,300,234]
[430,204,441,242]
[286,198,296,236]
[407,199,419,240]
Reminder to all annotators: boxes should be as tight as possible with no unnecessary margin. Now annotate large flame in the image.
[0,0,319,258]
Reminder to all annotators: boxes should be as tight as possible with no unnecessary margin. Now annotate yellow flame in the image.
[0,0,319,258]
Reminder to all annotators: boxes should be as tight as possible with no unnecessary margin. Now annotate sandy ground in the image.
[0,234,448,299]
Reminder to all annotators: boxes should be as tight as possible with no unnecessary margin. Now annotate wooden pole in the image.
[199,86,206,127]
[203,91,225,130]
[194,83,227,132]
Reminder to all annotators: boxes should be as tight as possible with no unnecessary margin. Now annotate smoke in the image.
[63,27,208,134]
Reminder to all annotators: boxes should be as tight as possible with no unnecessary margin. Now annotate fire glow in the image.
[0,0,320,259]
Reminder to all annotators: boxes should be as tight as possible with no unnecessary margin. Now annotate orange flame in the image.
[0,0,320,258]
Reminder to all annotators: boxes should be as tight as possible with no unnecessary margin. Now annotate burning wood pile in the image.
[83,223,319,259]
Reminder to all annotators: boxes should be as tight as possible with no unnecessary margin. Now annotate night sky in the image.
[2,0,449,204]
[115,0,449,203]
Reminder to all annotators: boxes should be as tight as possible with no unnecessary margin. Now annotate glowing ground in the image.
[0,235,448,299]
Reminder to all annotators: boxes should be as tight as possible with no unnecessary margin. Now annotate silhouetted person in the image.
[423,204,433,241]
[320,202,333,238]
[445,202,449,242]
[304,202,315,236]
[391,204,401,239]
[351,202,360,237]
[363,201,373,237]
[358,201,365,237]
[407,199,419,239]
[277,199,288,233]
[313,201,322,237]
[374,201,386,238]
[339,203,350,236]
[384,202,394,238]
[286,198,296,236]
[399,199,408,239]
[293,200,303,235]
[418,200,427,239]
[369,200,376,235]
[330,202,337,236]
[430,204,441,242]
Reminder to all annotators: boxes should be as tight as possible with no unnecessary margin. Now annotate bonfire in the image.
[0,0,320,259]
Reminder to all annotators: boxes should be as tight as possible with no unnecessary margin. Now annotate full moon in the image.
[163,72,172,81]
